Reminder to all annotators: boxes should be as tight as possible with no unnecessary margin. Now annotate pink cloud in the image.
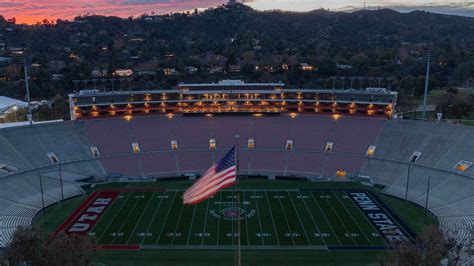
[0,0,227,24]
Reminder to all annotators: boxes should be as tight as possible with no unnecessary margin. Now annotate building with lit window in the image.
[68,80,397,120]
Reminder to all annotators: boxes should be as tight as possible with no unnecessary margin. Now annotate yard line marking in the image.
[139,191,166,246]
[170,196,186,245]
[215,193,223,246]
[200,197,211,245]
[253,191,266,246]
[186,204,198,246]
[97,192,133,243]
[112,191,145,244]
[308,191,342,246]
[298,191,327,247]
[275,191,295,246]
[155,191,179,245]
[263,191,281,246]
[321,190,357,246]
[333,191,373,246]
[286,191,311,245]
[242,191,250,246]
[126,191,155,245]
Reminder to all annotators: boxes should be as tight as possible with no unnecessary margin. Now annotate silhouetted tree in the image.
[4,226,95,266]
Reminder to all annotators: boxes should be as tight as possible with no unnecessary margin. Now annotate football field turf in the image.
[56,187,414,251]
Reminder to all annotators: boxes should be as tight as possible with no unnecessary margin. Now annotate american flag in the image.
[183,146,236,205]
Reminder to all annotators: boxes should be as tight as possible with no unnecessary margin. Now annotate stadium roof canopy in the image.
[0,96,27,115]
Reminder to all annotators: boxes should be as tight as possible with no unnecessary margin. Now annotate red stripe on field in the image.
[56,188,166,235]
[56,190,120,235]
[55,190,100,233]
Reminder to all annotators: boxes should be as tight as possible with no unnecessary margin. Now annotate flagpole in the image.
[234,135,241,266]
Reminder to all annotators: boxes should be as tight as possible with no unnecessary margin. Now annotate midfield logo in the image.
[209,202,256,221]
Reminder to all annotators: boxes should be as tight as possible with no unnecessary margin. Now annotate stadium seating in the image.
[0,115,473,263]
[0,122,106,247]
[361,119,474,265]
[84,114,384,179]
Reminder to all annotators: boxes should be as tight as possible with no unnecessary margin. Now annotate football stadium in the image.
[0,81,473,265]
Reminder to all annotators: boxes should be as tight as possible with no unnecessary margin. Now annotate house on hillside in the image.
[113,69,134,77]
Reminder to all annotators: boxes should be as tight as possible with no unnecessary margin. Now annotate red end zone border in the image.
[56,188,165,251]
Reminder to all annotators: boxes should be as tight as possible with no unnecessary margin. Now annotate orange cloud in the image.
[1,0,227,24]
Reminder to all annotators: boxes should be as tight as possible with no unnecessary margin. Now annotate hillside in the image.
[0,4,473,103]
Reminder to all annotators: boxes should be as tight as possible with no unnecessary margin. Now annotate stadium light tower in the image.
[405,163,411,200]
[58,160,64,201]
[22,56,33,125]
[13,52,34,125]
[424,175,431,224]
[422,51,435,121]
[38,174,46,216]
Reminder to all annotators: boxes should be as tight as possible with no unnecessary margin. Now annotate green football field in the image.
[39,180,437,265]
[56,187,414,251]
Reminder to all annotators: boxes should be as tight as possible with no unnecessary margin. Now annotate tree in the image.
[4,226,43,265]
[4,226,95,266]
[379,225,449,266]
[420,225,448,266]
[435,90,473,119]
[43,232,95,266]
[0,249,7,265]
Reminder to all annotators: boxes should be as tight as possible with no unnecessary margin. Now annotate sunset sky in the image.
[1,0,472,24]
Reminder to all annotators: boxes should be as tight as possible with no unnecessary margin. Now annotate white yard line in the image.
[275,191,296,246]
[112,192,145,244]
[185,204,198,246]
[139,191,167,246]
[263,191,282,246]
[308,191,342,246]
[321,190,358,246]
[298,191,327,246]
[97,192,133,242]
[333,191,373,246]
[215,193,223,246]
[155,191,179,245]
[170,197,186,245]
[242,191,250,246]
[126,191,155,245]
[253,191,266,246]
[286,191,311,245]
[200,198,211,245]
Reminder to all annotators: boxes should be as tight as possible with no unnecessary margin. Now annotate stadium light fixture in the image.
[324,142,334,152]
[171,140,178,151]
[209,139,216,150]
[366,145,376,157]
[248,139,255,150]
[286,140,293,150]
[454,161,472,172]
[132,142,141,153]
[336,169,346,177]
